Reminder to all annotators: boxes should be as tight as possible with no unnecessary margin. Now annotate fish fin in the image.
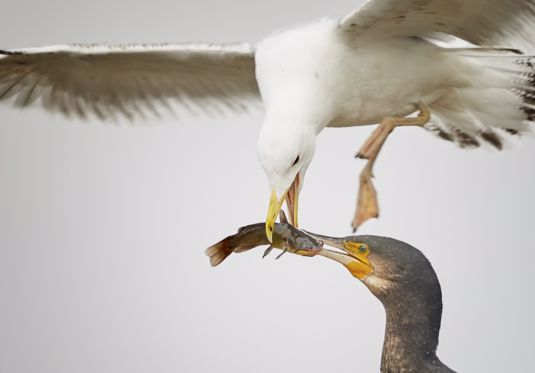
[275,247,288,260]
[205,238,235,267]
[279,210,289,224]
[262,245,273,258]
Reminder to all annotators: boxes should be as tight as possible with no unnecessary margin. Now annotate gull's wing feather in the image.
[340,0,535,50]
[0,43,259,120]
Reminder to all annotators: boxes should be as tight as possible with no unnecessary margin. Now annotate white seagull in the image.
[1,0,535,241]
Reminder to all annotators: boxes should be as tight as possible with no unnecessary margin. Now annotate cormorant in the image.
[207,224,457,372]
[311,233,457,373]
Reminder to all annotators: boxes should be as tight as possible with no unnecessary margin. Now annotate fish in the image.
[205,222,324,267]
[205,212,374,282]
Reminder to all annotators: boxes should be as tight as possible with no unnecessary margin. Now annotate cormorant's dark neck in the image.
[377,277,451,372]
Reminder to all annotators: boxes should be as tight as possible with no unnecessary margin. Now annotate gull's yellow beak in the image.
[286,174,300,228]
[266,190,285,242]
[265,174,301,242]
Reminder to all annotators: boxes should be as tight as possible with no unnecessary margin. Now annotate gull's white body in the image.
[256,19,457,129]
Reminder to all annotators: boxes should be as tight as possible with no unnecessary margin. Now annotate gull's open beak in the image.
[265,174,301,242]
[286,173,300,227]
[266,190,285,242]
[304,233,373,280]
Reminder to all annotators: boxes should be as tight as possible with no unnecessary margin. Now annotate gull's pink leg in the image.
[352,105,431,231]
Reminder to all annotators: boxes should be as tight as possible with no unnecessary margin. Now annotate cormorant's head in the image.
[305,234,446,367]
[310,234,439,299]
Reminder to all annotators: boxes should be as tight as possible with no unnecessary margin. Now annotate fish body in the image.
[205,223,323,267]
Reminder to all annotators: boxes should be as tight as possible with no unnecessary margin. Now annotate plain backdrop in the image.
[0,1,534,372]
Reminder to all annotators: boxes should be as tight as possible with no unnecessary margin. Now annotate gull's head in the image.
[258,121,316,242]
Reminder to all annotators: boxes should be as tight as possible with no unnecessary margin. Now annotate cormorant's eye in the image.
[292,155,300,166]
[359,244,368,253]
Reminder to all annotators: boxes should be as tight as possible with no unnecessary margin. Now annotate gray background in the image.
[0,0,534,372]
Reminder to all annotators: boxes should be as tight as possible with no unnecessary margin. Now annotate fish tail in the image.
[205,238,235,267]
[204,224,270,266]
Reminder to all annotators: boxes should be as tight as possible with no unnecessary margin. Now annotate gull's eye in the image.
[292,155,300,166]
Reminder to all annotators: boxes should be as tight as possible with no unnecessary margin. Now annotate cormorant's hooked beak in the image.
[305,233,373,280]
[265,174,300,242]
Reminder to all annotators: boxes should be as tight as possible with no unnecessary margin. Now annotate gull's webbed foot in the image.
[352,166,379,231]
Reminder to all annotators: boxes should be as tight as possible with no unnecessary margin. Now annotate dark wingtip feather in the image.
[504,128,519,135]
[436,128,454,142]
[425,123,455,143]
[456,131,480,148]
[480,130,503,150]
[0,50,22,55]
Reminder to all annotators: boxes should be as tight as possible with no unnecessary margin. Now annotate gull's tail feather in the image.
[426,50,534,148]
[512,57,535,122]
[204,223,269,267]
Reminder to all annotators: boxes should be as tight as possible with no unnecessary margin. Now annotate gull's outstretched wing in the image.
[0,43,259,120]
[340,0,535,50]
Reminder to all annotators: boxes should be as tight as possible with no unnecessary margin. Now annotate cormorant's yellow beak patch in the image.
[342,241,372,279]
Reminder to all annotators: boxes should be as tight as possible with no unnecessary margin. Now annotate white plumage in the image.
[1,0,535,231]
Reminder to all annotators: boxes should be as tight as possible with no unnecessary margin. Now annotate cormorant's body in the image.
[344,236,456,373]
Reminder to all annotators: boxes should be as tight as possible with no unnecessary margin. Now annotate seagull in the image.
[1,0,535,240]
